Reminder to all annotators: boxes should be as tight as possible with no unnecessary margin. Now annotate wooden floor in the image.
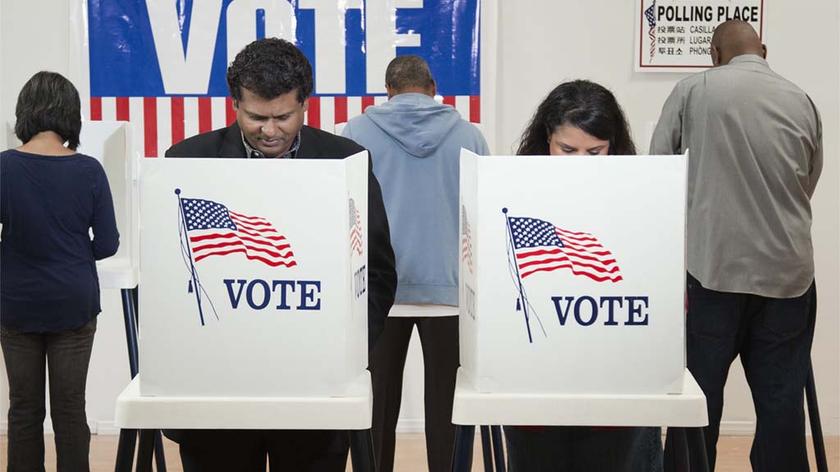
[1,433,838,471]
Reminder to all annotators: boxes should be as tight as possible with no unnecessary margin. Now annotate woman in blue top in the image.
[503,80,662,472]
[1,71,119,471]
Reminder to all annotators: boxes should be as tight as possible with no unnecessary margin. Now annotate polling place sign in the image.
[80,0,482,157]
[459,151,688,395]
[635,0,764,71]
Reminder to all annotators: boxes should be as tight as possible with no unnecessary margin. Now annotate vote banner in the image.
[635,0,764,72]
[80,0,482,157]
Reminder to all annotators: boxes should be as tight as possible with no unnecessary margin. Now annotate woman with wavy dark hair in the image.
[517,79,636,156]
[503,80,662,472]
[1,71,119,471]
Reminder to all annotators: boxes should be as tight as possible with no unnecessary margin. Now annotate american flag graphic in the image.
[88,95,481,158]
[644,0,657,61]
[461,206,474,273]
[509,216,622,283]
[181,198,296,268]
[349,198,363,256]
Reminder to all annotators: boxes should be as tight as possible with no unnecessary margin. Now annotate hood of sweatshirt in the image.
[363,93,462,158]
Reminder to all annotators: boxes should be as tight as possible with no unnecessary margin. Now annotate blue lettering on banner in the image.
[87,0,480,97]
[222,278,323,311]
[550,295,650,327]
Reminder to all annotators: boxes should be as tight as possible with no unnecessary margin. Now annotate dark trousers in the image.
[1,317,97,472]
[503,426,663,472]
[679,274,816,471]
[176,429,349,471]
[369,316,459,472]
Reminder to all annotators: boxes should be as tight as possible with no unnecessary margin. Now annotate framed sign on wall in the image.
[635,0,764,72]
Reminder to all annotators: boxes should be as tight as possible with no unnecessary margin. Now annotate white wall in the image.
[0,0,838,438]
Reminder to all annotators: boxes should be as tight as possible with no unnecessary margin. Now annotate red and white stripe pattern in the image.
[549,227,622,283]
[509,216,623,283]
[88,95,481,158]
[461,205,474,274]
[349,198,363,256]
[182,197,297,268]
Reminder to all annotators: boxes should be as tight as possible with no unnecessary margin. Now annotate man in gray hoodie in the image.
[342,55,488,472]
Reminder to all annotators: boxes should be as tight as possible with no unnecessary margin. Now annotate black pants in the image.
[369,316,459,472]
[1,317,97,472]
[674,274,816,471]
[176,429,349,471]
[504,425,663,472]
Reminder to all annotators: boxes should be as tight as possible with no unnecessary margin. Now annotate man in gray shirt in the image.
[650,20,822,471]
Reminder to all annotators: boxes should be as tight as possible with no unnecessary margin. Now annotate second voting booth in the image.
[459,150,688,396]
[451,150,708,471]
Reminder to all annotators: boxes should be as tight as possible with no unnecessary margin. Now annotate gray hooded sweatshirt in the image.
[343,93,489,306]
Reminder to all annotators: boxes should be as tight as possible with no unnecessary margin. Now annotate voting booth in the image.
[79,121,140,286]
[77,121,139,268]
[458,150,687,395]
[137,153,369,397]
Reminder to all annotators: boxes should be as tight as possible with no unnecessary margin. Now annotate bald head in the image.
[385,55,436,98]
[711,20,765,66]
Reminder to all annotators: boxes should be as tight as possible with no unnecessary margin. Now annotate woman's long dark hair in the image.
[517,80,635,156]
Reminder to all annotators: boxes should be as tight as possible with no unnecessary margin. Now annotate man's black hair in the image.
[227,38,313,103]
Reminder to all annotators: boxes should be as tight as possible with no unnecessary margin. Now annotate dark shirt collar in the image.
[241,130,301,159]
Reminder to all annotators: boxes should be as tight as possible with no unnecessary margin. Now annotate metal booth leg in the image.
[480,426,493,471]
[490,425,506,472]
[136,430,156,472]
[350,429,376,471]
[115,429,138,472]
[153,429,167,471]
[451,425,476,472]
[115,287,167,472]
[115,288,140,471]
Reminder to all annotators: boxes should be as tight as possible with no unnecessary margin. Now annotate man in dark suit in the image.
[164,37,397,472]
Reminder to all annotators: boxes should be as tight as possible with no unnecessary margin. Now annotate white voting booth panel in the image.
[5,121,139,287]
[459,150,687,395]
[138,153,368,398]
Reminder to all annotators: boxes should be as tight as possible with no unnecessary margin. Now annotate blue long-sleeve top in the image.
[1,149,119,332]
